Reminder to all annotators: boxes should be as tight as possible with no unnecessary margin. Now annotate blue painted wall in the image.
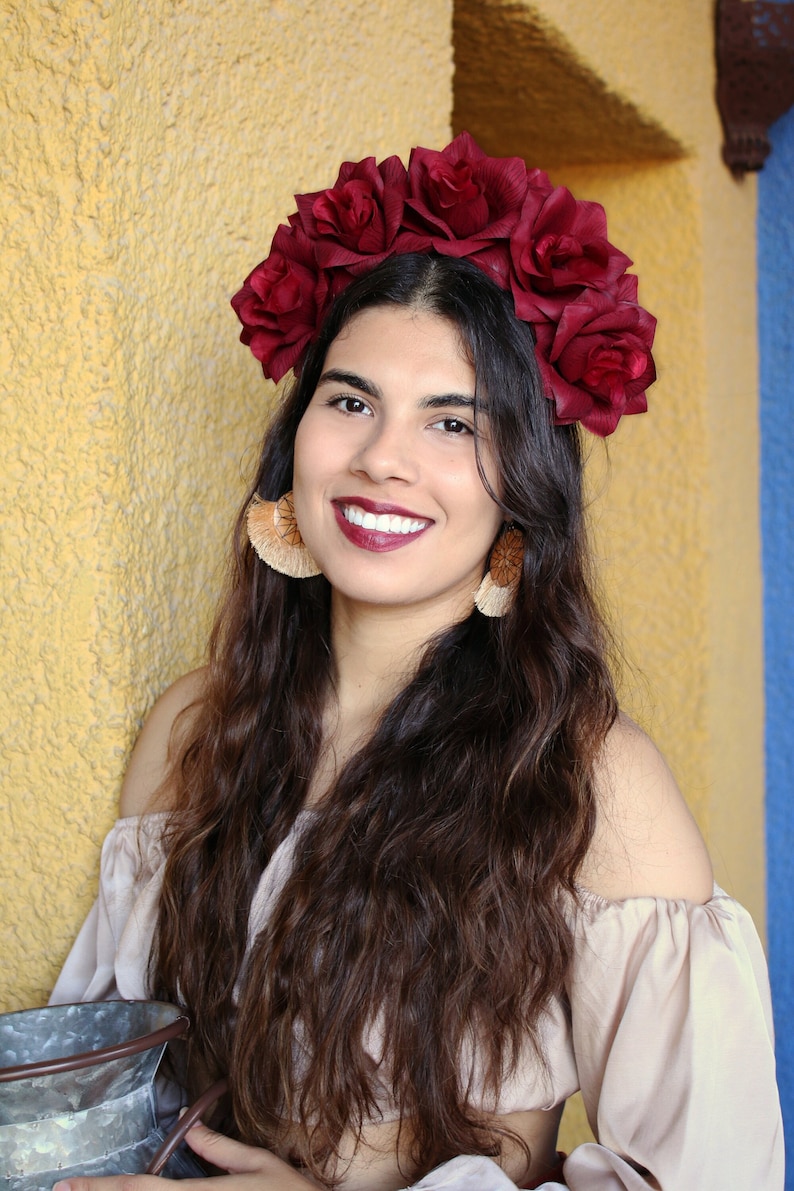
[760,98,794,1184]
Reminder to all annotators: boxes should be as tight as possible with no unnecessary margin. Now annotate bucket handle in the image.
[146,1078,230,1176]
[0,1014,191,1082]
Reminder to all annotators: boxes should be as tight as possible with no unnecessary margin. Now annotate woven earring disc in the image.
[274,493,304,546]
[490,527,523,588]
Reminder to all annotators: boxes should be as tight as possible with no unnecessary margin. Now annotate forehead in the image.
[325,306,473,382]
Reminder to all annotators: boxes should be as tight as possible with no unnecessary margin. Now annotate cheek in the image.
[292,415,326,492]
[447,474,503,563]
[293,407,349,483]
[292,411,313,467]
[474,443,503,506]
[447,456,502,530]
[290,422,319,534]
[467,478,504,558]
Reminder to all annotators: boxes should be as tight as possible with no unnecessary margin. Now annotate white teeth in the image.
[341,505,428,535]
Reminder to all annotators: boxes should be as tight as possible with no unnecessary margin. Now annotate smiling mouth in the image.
[340,503,429,536]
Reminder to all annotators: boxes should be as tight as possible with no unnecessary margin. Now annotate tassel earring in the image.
[246,491,322,579]
[474,524,524,617]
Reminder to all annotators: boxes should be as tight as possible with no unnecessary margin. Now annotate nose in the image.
[349,414,419,485]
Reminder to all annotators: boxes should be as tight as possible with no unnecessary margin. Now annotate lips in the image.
[332,499,432,552]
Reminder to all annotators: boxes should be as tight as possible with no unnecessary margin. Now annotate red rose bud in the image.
[405,131,528,244]
[294,155,409,272]
[432,159,480,207]
[511,186,632,300]
[313,182,383,249]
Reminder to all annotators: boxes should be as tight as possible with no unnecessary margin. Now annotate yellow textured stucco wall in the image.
[0,0,453,1011]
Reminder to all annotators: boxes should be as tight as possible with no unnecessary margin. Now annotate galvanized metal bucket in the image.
[0,1001,225,1190]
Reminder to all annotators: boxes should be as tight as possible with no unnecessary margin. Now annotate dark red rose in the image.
[536,281,656,436]
[510,184,632,325]
[405,131,528,252]
[293,155,413,273]
[231,224,336,382]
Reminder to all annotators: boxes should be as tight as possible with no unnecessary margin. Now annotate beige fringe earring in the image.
[474,524,524,617]
[246,491,322,578]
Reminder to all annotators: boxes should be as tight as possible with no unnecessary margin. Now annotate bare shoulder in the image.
[577,712,714,903]
[119,667,207,818]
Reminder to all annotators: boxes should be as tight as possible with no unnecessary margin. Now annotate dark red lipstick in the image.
[332,499,433,553]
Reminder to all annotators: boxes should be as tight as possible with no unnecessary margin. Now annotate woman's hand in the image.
[52,1123,320,1191]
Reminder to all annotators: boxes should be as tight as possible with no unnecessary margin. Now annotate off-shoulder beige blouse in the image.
[50,813,784,1190]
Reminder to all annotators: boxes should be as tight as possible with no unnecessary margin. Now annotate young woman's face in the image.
[292,305,504,620]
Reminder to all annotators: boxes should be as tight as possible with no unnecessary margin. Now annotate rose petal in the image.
[429,241,513,289]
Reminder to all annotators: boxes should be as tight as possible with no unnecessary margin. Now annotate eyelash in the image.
[327,394,373,416]
[430,416,473,436]
[326,396,473,436]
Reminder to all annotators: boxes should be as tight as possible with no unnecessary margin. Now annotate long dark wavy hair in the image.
[152,254,617,1183]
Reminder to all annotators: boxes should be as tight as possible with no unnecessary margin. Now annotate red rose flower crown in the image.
[231,132,656,437]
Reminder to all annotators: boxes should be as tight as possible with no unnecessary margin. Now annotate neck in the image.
[328,591,470,719]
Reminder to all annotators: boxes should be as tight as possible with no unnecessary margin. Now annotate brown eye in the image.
[431,416,472,435]
[330,395,373,416]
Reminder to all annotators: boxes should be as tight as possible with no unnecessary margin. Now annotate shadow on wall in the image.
[453,0,684,166]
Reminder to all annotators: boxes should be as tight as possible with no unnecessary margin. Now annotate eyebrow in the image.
[318,369,383,399]
[316,369,477,411]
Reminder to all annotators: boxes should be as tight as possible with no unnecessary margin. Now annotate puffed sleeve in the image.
[559,885,784,1189]
[49,813,168,1004]
[405,887,783,1191]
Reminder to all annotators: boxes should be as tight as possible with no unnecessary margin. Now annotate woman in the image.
[51,136,783,1191]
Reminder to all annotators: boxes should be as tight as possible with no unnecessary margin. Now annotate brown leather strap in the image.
[0,1014,190,1082]
[145,1078,231,1176]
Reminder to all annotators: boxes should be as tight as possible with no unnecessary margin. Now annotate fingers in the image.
[50,1134,318,1191]
[183,1123,271,1174]
[183,1132,320,1189]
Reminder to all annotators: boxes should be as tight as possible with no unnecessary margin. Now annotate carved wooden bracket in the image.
[716,0,794,173]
